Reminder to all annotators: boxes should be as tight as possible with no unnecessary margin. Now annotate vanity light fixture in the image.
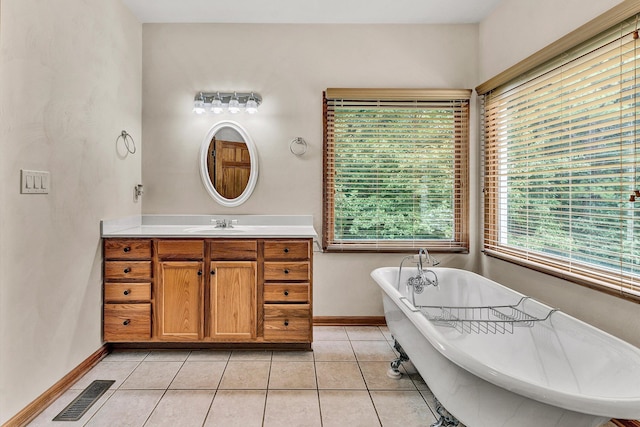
[193,91,262,115]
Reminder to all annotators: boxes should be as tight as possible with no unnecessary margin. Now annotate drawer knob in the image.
[284,269,289,274]
[284,248,289,253]
[123,289,130,296]
[197,270,203,276]
[123,268,131,274]
[284,290,289,296]
[284,320,289,327]
[123,319,130,326]
[123,247,131,252]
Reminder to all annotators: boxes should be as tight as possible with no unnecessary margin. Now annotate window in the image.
[323,88,470,252]
[481,15,640,300]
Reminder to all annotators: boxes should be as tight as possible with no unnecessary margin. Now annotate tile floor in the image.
[28,326,619,427]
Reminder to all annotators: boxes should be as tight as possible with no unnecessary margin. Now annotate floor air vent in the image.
[53,380,115,421]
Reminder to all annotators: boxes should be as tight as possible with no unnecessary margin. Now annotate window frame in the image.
[322,88,471,253]
[479,12,640,302]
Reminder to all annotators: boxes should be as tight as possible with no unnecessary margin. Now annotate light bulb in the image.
[245,98,258,114]
[211,98,223,114]
[228,97,240,114]
[193,99,206,115]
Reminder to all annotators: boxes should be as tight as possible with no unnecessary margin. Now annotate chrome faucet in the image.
[408,248,439,295]
[211,218,236,228]
[397,248,439,295]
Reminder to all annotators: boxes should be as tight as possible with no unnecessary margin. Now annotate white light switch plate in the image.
[21,169,50,194]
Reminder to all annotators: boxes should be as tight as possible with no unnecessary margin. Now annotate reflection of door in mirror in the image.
[207,137,251,199]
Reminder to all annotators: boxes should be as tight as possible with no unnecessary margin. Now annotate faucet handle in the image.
[228,219,238,228]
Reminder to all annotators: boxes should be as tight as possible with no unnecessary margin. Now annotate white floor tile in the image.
[319,390,381,427]
[204,390,266,427]
[84,390,163,427]
[263,390,321,427]
[120,361,182,389]
[144,390,215,427]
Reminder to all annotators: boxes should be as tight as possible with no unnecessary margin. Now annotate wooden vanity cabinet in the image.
[103,237,312,347]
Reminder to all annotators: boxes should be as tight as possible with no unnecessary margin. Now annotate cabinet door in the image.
[157,261,203,341]
[210,261,256,340]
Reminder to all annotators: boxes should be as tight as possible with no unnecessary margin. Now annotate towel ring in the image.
[116,130,136,154]
[289,137,307,156]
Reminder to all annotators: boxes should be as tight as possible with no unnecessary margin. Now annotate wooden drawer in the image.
[264,304,311,341]
[104,239,151,260]
[157,240,204,259]
[264,240,310,260]
[104,261,152,279]
[104,303,151,341]
[264,262,309,281]
[264,283,309,303]
[105,282,151,302]
[211,240,257,260]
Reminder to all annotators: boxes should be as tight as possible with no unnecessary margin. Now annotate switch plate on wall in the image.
[21,169,50,194]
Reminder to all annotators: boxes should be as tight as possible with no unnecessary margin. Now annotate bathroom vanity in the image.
[101,215,316,349]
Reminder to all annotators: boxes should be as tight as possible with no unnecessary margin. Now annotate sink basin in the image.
[183,226,247,233]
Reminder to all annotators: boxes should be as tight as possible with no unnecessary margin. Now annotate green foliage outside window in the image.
[332,108,456,242]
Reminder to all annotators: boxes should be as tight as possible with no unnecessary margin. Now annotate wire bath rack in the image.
[418,297,557,334]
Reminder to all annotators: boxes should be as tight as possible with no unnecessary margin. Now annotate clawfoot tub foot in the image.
[387,339,410,379]
[431,398,460,427]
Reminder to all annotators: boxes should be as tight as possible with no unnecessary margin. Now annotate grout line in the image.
[199,352,230,426]
[260,352,274,425]
[141,389,169,427]
[312,345,324,427]
[141,352,190,426]
[351,335,384,427]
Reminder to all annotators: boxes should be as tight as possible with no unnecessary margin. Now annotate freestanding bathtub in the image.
[371,266,640,427]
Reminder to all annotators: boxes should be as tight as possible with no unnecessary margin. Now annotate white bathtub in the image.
[371,266,640,427]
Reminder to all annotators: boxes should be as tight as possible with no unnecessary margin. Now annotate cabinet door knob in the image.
[284,290,289,296]
[197,270,203,276]
[284,320,289,327]
[284,269,289,275]
[123,319,130,326]
[123,268,131,274]
[123,289,130,296]
[123,247,131,252]
[211,270,215,275]
[284,248,289,253]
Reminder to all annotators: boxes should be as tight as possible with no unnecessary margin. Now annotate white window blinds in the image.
[482,16,640,300]
[323,89,470,252]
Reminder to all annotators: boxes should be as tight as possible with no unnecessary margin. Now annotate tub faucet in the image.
[396,248,439,292]
[408,248,439,294]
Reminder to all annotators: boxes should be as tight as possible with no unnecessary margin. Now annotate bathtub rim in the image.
[371,266,640,419]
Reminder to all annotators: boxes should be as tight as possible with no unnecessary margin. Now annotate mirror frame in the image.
[199,120,259,207]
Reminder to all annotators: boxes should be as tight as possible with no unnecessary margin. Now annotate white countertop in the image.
[101,215,319,239]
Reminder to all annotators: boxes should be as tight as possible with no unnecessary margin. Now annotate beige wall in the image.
[0,0,141,422]
[141,23,480,318]
[478,0,624,83]
[478,0,640,348]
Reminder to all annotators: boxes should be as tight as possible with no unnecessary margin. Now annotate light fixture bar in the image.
[193,91,262,114]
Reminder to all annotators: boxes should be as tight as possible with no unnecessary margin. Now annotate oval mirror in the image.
[199,121,258,207]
